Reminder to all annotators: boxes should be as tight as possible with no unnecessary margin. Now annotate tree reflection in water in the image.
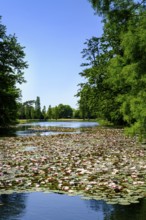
[0,192,146,220]
[85,198,146,220]
[0,193,27,220]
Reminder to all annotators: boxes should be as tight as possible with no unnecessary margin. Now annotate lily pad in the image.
[0,127,145,205]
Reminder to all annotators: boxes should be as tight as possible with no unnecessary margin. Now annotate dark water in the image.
[0,192,146,220]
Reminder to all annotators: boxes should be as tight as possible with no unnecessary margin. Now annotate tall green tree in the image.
[52,106,59,120]
[77,83,96,119]
[34,96,41,119]
[18,103,25,119]
[77,36,124,123]
[0,17,28,127]
[47,105,52,119]
[88,0,145,16]
[18,100,35,119]
[57,104,73,118]
[107,11,146,136]
[42,105,47,120]
[77,0,146,136]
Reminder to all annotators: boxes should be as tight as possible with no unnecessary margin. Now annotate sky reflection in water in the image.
[16,121,99,137]
[0,192,146,220]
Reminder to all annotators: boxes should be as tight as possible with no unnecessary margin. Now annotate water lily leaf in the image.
[106,201,118,204]
[0,127,146,205]
[119,202,131,205]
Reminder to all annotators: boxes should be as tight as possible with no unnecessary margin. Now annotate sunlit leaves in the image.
[0,18,28,127]
[78,1,146,137]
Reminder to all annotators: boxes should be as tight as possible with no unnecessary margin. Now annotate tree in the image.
[0,17,28,127]
[77,83,94,119]
[73,109,81,119]
[57,104,73,118]
[17,103,25,119]
[52,106,59,120]
[88,0,145,17]
[42,106,47,120]
[34,96,41,119]
[18,100,35,119]
[77,37,123,122]
[30,107,35,119]
[47,105,52,119]
[77,0,146,137]
[107,11,146,136]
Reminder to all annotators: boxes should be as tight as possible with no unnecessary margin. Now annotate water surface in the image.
[1,121,146,219]
[0,192,146,220]
[16,121,99,137]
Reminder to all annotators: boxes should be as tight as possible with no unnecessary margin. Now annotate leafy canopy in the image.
[0,17,28,127]
[77,0,146,137]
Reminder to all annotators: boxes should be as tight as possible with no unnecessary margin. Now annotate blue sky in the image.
[0,0,102,109]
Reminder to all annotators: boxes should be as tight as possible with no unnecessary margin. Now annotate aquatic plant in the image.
[0,128,146,205]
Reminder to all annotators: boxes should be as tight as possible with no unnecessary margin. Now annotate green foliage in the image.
[57,104,73,119]
[47,105,52,119]
[77,36,124,123]
[73,109,81,119]
[108,11,146,135]
[42,106,47,120]
[18,99,75,121]
[76,83,97,119]
[49,104,73,119]
[51,106,59,120]
[88,0,145,17]
[0,17,28,127]
[77,0,146,137]
[34,96,41,119]
[18,100,35,120]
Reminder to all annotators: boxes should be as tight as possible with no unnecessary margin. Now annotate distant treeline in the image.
[18,96,93,120]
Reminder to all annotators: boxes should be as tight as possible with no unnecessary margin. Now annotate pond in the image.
[15,121,99,137]
[0,121,99,137]
[0,121,146,219]
[0,192,146,220]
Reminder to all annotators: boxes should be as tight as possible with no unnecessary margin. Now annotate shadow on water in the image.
[0,192,146,220]
[0,127,17,137]
[86,199,146,220]
[0,193,27,220]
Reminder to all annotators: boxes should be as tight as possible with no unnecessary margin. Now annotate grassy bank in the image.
[17,118,98,124]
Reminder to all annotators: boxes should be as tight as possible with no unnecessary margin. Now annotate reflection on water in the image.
[86,199,146,220]
[0,193,27,220]
[0,192,146,220]
[19,121,99,128]
[0,121,99,137]
[16,121,99,137]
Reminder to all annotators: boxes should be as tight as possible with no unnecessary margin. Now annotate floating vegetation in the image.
[0,127,146,205]
[28,126,78,133]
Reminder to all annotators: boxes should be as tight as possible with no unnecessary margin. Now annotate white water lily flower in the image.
[130,166,136,170]
[76,168,87,174]
[69,181,75,185]
[63,186,69,191]
[108,182,116,188]
[111,169,118,175]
